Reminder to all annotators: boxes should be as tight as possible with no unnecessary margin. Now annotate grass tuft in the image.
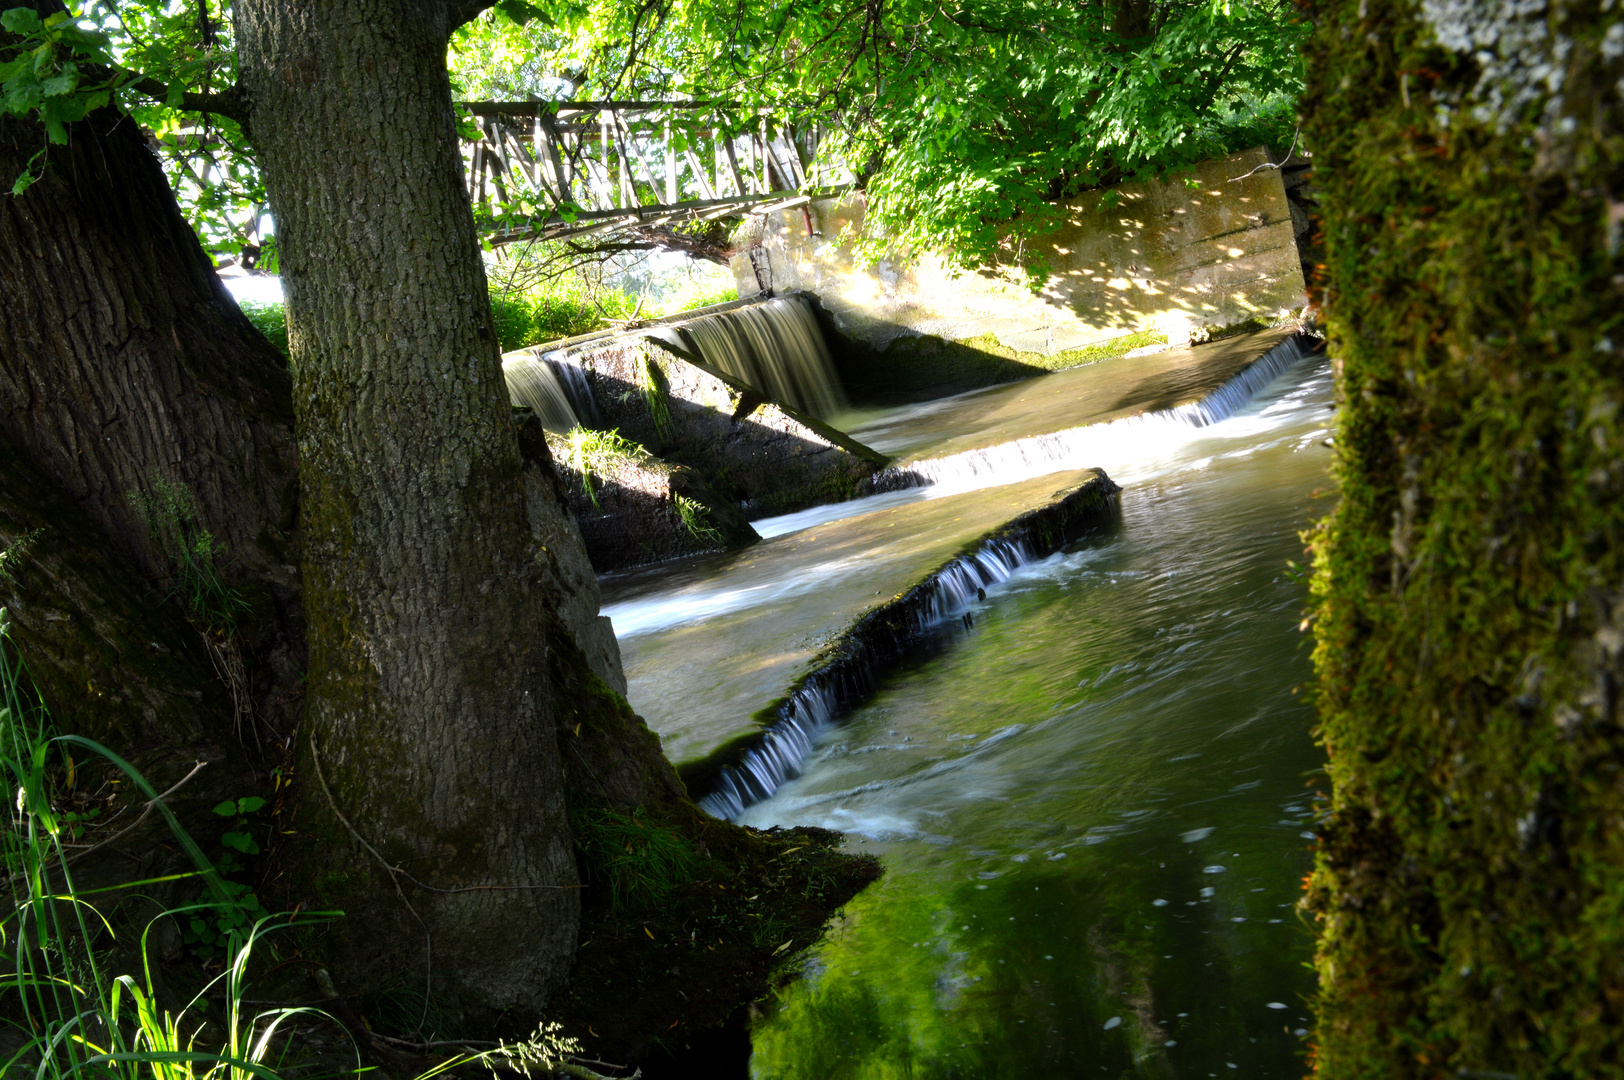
[573,807,698,912]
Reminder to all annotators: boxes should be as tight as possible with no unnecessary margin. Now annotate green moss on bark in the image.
[1301,0,1624,1074]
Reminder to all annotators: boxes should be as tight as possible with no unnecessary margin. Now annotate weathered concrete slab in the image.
[733,147,1307,359]
[505,335,887,518]
[601,467,1115,767]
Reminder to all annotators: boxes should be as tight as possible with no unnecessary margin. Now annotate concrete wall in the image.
[732,146,1308,354]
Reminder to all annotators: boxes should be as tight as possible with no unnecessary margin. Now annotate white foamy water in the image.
[750,337,1323,541]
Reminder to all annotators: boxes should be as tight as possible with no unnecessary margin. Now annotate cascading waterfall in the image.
[502,353,599,433]
[539,350,602,427]
[871,333,1314,493]
[698,535,1043,819]
[672,295,847,419]
[692,335,1319,819]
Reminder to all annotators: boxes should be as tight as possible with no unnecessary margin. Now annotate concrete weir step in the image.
[853,327,1310,484]
[601,468,1120,788]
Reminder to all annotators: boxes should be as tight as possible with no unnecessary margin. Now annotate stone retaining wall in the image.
[733,146,1310,401]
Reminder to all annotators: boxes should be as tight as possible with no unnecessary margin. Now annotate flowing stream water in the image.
[735,358,1336,1078]
[606,350,1336,1077]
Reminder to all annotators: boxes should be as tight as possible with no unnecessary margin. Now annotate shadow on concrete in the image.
[585,366,881,518]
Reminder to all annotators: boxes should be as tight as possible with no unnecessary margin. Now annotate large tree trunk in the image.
[0,103,305,739]
[1302,0,1624,1074]
[233,0,579,1017]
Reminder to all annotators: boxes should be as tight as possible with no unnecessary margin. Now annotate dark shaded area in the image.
[546,620,882,1068]
[802,292,1045,406]
[0,431,255,842]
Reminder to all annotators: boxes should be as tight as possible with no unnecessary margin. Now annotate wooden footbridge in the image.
[459,100,854,245]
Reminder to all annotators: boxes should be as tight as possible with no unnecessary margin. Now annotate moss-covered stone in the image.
[1301,0,1624,1075]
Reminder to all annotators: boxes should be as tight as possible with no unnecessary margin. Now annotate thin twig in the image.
[1228,128,1301,182]
[31,761,209,876]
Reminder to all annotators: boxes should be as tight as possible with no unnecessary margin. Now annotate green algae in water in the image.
[742,360,1336,1077]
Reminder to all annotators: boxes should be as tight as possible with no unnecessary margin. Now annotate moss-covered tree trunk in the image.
[1302,0,1624,1074]
[233,0,580,1018]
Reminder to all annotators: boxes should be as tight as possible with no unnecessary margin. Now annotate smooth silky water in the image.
[724,357,1336,1078]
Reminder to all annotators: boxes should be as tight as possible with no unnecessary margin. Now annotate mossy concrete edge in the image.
[677,470,1121,801]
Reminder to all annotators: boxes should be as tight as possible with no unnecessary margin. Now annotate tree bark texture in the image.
[0,429,253,816]
[233,0,579,1017]
[1301,0,1624,1073]
[0,107,306,738]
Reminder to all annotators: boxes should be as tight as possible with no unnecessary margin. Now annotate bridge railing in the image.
[459,101,855,244]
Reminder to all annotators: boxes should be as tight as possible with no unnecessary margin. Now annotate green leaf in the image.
[235,795,267,814]
[212,800,238,816]
[0,8,44,36]
[494,0,553,27]
[220,831,260,854]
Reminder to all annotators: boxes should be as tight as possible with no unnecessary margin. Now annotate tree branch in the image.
[127,74,247,122]
[447,0,497,32]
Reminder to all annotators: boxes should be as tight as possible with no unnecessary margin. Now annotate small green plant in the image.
[573,807,697,912]
[563,426,648,509]
[129,478,249,636]
[0,527,41,585]
[179,796,273,953]
[0,607,324,1080]
[638,352,674,443]
[673,494,724,546]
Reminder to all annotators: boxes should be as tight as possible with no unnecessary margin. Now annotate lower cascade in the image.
[698,534,1044,819]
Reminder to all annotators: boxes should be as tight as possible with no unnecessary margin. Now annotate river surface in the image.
[730,357,1336,1078]
[606,351,1335,1076]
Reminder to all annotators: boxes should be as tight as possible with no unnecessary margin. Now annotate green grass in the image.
[242,275,737,359]
[0,609,316,1080]
[572,807,698,912]
[561,427,649,509]
[238,302,287,356]
[128,478,248,637]
[673,494,723,546]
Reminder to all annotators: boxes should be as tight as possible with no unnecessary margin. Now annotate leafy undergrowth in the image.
[554,817,881,1064]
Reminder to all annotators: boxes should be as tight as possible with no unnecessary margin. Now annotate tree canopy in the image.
[5,0,1306,275]
[456,0,1309,273]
